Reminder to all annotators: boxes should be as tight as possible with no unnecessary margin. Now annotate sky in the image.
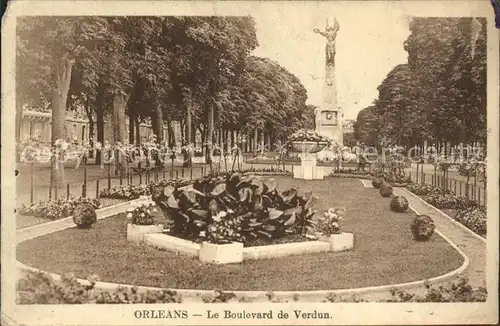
[250,3,412,120]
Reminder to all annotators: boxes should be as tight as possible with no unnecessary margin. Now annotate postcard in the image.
[2,0,499,325]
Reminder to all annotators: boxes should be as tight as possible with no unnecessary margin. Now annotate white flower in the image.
[199,231,206,237]
[212,215,221,222]
[227,209,234,214]
[140,213,145,217]
[152,208,157,213]
[217,211,227,219]
[126,213,133,219]
[332,222,339,228]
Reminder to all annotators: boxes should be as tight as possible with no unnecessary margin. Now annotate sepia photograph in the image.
[2,0,498,325]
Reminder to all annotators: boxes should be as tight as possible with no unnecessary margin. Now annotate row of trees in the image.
[16,16,315,185]
[354,17,486,148]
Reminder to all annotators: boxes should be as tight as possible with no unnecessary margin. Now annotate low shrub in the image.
[73,203,97,228]
[372,178,384,188]
[18,197,101,220]
[410,214,435,241]
[390,196,409,212]
[379,184,393,197]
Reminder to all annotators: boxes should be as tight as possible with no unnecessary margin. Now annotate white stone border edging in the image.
[16,192,469,302]
[395,187,486,244]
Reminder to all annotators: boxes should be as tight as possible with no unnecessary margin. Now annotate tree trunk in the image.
[253,129,258,153]
[186,105,192,144]
[134,115,140,146]
[50,57,74,189]
[129,110,135,145]
[112,90,129,175]
[152,104,164,144]
[167,120,175,148]
[206,96,215,164]
[96,106,104,165]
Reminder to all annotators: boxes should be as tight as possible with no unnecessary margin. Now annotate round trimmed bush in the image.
[372,178,384,189]
[73,203,97,229]
[410,214,435,241]
[379,184,393,197]
[390,196,409,212]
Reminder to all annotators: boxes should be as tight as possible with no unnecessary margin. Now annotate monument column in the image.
[314,18,343,147]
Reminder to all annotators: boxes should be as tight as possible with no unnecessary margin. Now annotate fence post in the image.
[120,172,123,186]
[83,167,87,197]
[66,184,70,200]
[416,163,419,183]
[96,180,100,199]
[54,185,58,200]
[107,164,111,189]
[454,179,457,194]
[181,168,185,178]
[190,166,193,180]
[163,170,166,180]
[30,163,34,204]
[175,169,179,178]
[49,183,52,200]
[459,182,462,196]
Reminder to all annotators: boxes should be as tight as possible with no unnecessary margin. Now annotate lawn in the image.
[16,177,464,291]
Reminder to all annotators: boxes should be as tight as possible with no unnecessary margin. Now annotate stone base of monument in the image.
[293,155,324,180]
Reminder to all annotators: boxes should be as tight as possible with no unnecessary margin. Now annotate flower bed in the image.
[288,129,332,144]
[18,197,101,220]
[152,172,319,246]
[99,179,192,200]
[405,182,486,236]
[17,270,485,304]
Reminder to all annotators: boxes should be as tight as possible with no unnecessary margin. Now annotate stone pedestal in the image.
[319,232,354,252]
[293,153,324,180]
[199,241,244,264]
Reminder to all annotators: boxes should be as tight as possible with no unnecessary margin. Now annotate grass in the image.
[16,177,464,291]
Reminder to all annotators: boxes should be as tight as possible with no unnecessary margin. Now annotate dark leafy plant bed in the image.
[152,172,318,245]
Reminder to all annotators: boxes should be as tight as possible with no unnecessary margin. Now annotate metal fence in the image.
[408,166,487,208]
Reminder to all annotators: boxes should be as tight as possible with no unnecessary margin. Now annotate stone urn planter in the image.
[290,141,329,180]
[127,224,164,244]
[319,232,354,252]
[199,241,244,264]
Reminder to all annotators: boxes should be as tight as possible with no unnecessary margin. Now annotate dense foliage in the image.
[151,172,318,245]
[353,18,486,147]
[18,197,101,220]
